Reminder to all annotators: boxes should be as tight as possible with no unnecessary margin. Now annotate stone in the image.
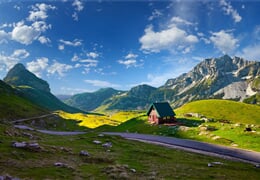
[0,175,20,180]
[98,134,104,137]
[255,164,260,168]
[12,142,27,148]
[207,163,213,167]
[212,162,223,165]
[102,142,112,148]
[54,162,66,167]
[93,140,102,144]
[79,150,89,156]
[130,168,136,173]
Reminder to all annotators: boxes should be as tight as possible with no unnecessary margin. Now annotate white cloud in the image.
[38,36,51,44]
[125,53,138,59]
[0,49,30,70]
[220,0,242,23]
[28,3,56,22]
[118,59,137,68]
[11,22,41,45]
[71,54,80,62]
[210,30,239,54]
[239,44,260,61]
[72,0,84,21]
[26,57,49,77]
[47,61,73,77]
[87,52,99,59]
[80,59,98,68]
[72,0,84,12]
[139,25,198,53]
[59,39,82,49]
[171,16,193,26]
[148,9,163,21]
[84,79,120,88]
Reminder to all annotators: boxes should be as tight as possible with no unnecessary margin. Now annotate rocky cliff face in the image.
[162,55,260,107]
[4,63,50,92]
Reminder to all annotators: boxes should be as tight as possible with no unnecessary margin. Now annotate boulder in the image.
[79,150,89,156]
[102,142,112,148]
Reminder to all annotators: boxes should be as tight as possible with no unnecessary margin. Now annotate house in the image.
[146,102,176,125]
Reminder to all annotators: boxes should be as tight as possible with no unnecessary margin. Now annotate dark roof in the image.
[146,102,176,117]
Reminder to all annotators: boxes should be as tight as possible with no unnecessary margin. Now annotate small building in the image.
[146,102,176,125]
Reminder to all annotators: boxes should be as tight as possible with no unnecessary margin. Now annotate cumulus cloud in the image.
[87,52,99,59]
[210,30,239,54]
[28,3,56,22]
[118,59,137,68]
[38,36,51,44]
[125,53,138,59]
[72,0,84,21]
[84,79,120,88]
[139,25,198,53]
[11,22,41,45]
[26,57,49,77]
[220,0,242,23]
[0,49,30,70]
[47,61,73,77]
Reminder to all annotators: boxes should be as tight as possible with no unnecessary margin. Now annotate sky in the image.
[0,0,260,95]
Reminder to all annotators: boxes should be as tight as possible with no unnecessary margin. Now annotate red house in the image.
[147,102,176,125]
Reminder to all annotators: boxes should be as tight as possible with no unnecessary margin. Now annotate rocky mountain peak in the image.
[4,63,50,92]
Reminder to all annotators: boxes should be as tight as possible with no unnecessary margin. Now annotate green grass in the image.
[0,123,259,179]
[175,99,260,124]
[0,93,47,121]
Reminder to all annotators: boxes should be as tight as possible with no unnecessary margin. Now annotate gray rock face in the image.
[162,55,260,107]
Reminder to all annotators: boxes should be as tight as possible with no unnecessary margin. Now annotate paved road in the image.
[14,125,86,135]
[104,132,260,164]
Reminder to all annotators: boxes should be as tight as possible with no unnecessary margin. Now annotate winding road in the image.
[103,132,260,164]
[13,114,260,164]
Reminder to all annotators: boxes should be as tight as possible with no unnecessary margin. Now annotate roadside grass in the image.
[0,124,259,179]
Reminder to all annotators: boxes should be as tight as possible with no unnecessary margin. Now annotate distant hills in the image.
[64,55,260,111]
[3,64,82,113]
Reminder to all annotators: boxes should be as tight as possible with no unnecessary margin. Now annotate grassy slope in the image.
[175,99,260,124]
[98,100,260,151]
[0,124,259,179]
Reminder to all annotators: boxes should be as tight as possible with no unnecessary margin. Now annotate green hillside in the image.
[175,99,260,125]
[0,81,47,121]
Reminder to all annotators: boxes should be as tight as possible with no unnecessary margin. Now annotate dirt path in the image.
[103,132,260,164]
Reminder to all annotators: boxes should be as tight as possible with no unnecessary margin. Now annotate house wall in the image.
[148,109,159,124]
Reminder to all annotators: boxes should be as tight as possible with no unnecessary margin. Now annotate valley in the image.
[1,55,260,179]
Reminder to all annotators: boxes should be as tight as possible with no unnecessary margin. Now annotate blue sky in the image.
[0,0,260,95]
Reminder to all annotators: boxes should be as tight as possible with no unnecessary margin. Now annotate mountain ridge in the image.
[64,55,260,111]
[3,64,84,113]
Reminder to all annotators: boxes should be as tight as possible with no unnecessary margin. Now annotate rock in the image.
[98,134,104,137]
[212,162,223,165]
[178,126,189,132]
[102,142,112,148]
[207,163,213,167]
[12,142,26,148]
[93,140,102,144]
[0,175,20,180]
[79,150,89,156]
[255,164,260,168]
[130,168,136,173]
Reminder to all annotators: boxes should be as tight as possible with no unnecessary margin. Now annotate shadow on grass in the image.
[177,118,204,127]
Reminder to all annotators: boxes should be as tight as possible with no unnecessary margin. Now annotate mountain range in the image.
[63,55,260,111]
[1,55,259,115]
